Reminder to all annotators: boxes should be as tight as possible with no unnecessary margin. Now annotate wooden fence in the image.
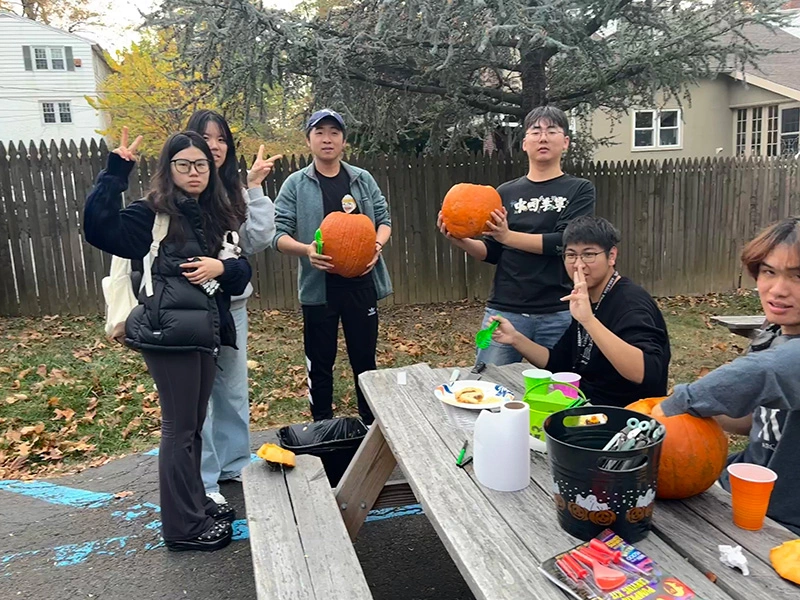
[1,138,799,317]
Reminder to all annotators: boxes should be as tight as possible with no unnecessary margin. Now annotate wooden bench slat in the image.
[285,456,374,600]
[243,459,316,600]
[243,455,373,600]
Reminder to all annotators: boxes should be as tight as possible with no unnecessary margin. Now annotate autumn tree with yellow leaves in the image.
[89,34,307,158]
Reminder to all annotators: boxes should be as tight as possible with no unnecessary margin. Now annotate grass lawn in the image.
[0,291,762,480]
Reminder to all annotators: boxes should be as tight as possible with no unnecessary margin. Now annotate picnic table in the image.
[335,361,799,600]
[710,315,766,339]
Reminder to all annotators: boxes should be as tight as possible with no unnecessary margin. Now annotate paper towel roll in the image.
[473,401,531,492]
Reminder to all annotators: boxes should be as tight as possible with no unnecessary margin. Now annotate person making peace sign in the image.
[84,127,252,551]
[490,216,671,407]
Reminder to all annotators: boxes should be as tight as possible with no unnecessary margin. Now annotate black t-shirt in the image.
[485,174,595,313]
[317,169,374,289]
[545,277,670,407]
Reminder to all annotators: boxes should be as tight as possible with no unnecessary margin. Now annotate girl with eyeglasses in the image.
[83,128,252,552]
[186,110,281,506]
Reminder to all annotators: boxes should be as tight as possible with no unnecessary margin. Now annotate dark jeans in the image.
[302,285,379,424]
[142,351,217,541]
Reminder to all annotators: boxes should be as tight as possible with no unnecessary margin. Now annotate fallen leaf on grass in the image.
[0,366,11,374]
[36,364,48,378]
[52,408,76,422]
[47,397,60,407]
[136,384,146,393]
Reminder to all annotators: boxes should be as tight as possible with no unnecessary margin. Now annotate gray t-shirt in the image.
[661,327,800,535]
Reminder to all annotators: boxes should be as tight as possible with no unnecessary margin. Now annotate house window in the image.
[50,47,65,70]
[32,47,66,70]
[34,47,48,70]
[42,101,71,124]
[751,107,763,156]
[58,102,72,123]
[767,106,779,157]
[736,109,747,156]
[781,107,800,156]
[633,109,681,149]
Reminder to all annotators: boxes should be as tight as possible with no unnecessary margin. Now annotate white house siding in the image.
[0,13,109,147]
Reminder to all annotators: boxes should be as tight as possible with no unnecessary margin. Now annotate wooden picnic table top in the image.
[357,361,799,600]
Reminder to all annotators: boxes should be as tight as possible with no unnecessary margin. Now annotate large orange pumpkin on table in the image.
[319,212,377,278]
[626,397,729,500]
[441,183,503,239]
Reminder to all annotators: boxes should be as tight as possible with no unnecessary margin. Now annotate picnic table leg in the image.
[335,424,397,541]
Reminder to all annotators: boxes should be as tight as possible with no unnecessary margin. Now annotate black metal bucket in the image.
[544,406,664,542]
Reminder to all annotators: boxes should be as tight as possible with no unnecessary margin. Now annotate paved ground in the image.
[0,430,475,600]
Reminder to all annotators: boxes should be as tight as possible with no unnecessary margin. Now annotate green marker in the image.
[456,440,469,465]
[314,229,323,254]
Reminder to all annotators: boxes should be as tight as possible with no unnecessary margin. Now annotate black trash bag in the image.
[278,417,369,487]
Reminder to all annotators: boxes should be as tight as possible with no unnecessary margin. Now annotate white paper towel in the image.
[473,401,531,492]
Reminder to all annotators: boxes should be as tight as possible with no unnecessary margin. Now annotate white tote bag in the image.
[102,213,170,342]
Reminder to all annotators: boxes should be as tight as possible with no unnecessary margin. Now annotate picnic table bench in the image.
[711,315,766,339]
[243,361,799,600]
[242,454,373,600]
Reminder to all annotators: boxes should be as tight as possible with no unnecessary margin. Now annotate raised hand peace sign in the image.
[112,126,143,162]
[561,263,594,324]
[247,145,283,188]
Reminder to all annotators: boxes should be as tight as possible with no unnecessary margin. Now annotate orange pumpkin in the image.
[319,212,377,278]
[626,396,729,500]
[441,183,503,239]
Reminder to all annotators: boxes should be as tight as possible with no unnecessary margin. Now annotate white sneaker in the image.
[207,492,227,505]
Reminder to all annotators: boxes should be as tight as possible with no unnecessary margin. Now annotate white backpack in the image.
[102,213,170,343]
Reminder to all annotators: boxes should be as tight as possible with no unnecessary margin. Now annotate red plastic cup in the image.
[727,463,777,531]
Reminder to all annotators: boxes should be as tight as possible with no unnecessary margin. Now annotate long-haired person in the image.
[186,109,281,504]
[84,128,252,551]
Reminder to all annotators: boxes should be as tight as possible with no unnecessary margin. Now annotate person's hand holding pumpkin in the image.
[306,243,333,271]
[436,210,455,239]
[359,241,382,276]
[482,208,510,243]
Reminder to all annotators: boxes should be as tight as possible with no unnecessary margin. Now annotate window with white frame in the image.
[751,107,763,156]
[736,109,747,156]
[781,107,799,156]
[32,47,66,70]
[767,106,779,157]
[736,105,800,157]
[633,109,681,149]
[41,101,72,124]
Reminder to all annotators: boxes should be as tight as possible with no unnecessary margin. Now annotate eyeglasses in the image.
[563,251,606,264]
[171,159,210,174]
[527,128,564,139]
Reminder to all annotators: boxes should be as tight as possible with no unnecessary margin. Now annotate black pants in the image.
[142,351,217,541]
[303,285,379,424]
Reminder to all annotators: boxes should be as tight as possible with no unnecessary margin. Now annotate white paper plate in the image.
[434,380,515,411]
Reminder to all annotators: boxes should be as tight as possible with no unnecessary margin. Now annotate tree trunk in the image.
[520,48,553,111]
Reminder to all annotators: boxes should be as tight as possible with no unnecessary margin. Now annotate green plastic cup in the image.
[523,368,552,394]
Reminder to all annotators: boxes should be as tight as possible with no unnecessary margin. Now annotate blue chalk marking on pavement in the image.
[144,520,161,530]
[365,504,424,522]
[0,480,115,508]
[110,502,160,521]
[232,519,249,541]
[1,550,41,565]
[144,448,159,456]
[53,536,130,567]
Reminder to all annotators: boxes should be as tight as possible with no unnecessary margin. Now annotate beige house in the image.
[590,21,800,162]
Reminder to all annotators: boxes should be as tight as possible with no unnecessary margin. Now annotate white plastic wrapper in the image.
[719,544,750,576]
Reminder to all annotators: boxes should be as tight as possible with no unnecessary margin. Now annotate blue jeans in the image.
[201,300,250,496]
[475,307,572,366]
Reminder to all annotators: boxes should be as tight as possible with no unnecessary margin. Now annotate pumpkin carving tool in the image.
[588,539,651,576]
[571,548,628,591]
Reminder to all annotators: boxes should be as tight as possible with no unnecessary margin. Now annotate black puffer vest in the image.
[125,199,221,356]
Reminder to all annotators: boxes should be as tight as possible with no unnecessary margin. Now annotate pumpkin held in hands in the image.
[626,396,729,500]
[441,183,503,239]
[319,212,377,278]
